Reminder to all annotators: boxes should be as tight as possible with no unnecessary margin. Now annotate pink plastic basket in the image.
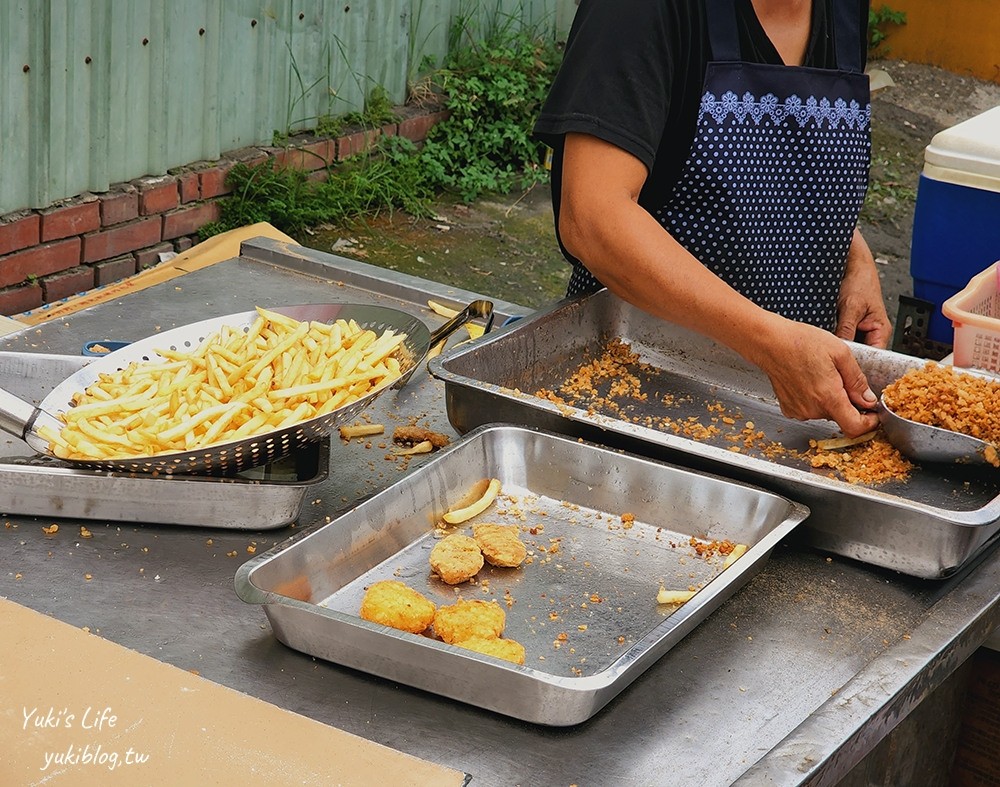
[942,261,1000,372]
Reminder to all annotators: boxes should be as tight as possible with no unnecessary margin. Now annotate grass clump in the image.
[199,136,434,240]
[203,18,562,239]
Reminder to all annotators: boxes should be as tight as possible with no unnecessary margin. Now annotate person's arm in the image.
[559,132,880,437]
[835,228,893,349]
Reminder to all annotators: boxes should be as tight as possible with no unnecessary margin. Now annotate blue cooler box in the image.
[909,106,1000,344]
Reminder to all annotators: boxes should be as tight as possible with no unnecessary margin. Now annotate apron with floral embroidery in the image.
[569,0,871,330]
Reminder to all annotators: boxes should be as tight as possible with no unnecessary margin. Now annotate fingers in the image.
[857,314,893,349]
[761,323,880,438]
[834,349,878,412]
[825,397,881,438]
[834,312,859,342]
[838,306,893,349]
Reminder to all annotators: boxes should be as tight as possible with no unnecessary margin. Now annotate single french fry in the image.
[811,430,878,451]
[722,543,749,569]
[395,439,434,456]
[656,588,696,605]
[339,423,385,440]
[427,300,460,319]
[442,478,502,524]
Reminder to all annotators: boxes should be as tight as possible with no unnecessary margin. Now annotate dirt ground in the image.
[302,59,1000,322]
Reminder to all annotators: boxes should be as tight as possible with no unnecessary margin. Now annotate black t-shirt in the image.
[534,0,869,262]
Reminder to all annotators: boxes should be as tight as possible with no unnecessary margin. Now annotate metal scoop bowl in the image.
[877,395,999,466]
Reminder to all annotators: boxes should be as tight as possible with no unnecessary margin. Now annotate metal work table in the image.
[2,238,998,786]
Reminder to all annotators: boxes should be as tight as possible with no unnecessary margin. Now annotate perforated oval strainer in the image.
[0,301,492,475]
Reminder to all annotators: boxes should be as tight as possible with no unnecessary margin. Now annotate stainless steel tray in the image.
[235,423,808,726]
[0,351,329,529]
[429,291,1000,579]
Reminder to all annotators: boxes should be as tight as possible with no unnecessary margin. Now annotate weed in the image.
[868,5,907,55]
[418,21,561,202]
[274,43,335,145]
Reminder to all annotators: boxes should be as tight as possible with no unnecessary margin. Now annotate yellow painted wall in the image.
[878,0,1000,83]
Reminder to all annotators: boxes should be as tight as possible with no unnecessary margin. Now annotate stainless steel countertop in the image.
[2,238,999,786]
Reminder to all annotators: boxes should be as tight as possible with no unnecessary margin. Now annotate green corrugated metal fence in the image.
[0,0,575,215]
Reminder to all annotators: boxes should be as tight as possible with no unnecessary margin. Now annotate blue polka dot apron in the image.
[568,0,871,331]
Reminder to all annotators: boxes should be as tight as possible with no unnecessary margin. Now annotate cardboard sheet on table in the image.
[14,222,297,326]
[0,598,466,786]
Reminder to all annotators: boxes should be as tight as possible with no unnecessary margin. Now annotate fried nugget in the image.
[433,599,505,644]
[429,533,484,584]
[359,580,436,634]
[454,636,526,665]
[473,523,527,568]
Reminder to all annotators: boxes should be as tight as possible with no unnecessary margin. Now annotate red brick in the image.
[276,138,336,171]
[336,128,382,161]
[100,189,139,226]
[138,178,180,216]
[134,242,175,270]
[0,213,40,256]
[178,172,201,203]
[94,255,137,286]
[0,283,42,316]
[397,110,450,143]
[0,238,82,289]
[162,201,220,241]
[173,236,196,253]
[199,165,233,198]
[39,200,100,242]
[82,218,161,263]
[40,266,95,302]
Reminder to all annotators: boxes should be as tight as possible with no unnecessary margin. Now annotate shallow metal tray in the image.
[0,351,329,529]
[235,423,808,726]
[429,291,1000,579]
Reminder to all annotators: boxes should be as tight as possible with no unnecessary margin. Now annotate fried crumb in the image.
[392,425,451,449]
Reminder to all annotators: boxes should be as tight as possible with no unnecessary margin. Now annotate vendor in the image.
[534,0,890,438]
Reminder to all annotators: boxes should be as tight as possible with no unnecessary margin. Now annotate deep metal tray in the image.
[235,423,807,726]
[429,291,1000,579]
[0,351,329,529]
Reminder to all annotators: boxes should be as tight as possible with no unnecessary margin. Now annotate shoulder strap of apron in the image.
[705,0,863,72]
[706,0,741,62]
[831,0,863,72]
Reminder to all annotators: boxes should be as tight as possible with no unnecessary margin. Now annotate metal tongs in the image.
[877,395,998,466]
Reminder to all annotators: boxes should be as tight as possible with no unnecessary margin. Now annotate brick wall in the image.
[0,105,450,317]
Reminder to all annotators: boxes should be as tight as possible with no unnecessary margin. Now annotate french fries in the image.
[39,307,409,461]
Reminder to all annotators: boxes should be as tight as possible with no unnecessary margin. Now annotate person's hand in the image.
[752,317,880,438]
[835,229,892,349]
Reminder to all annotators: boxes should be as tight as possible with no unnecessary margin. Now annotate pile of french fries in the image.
[39,307,409,461]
